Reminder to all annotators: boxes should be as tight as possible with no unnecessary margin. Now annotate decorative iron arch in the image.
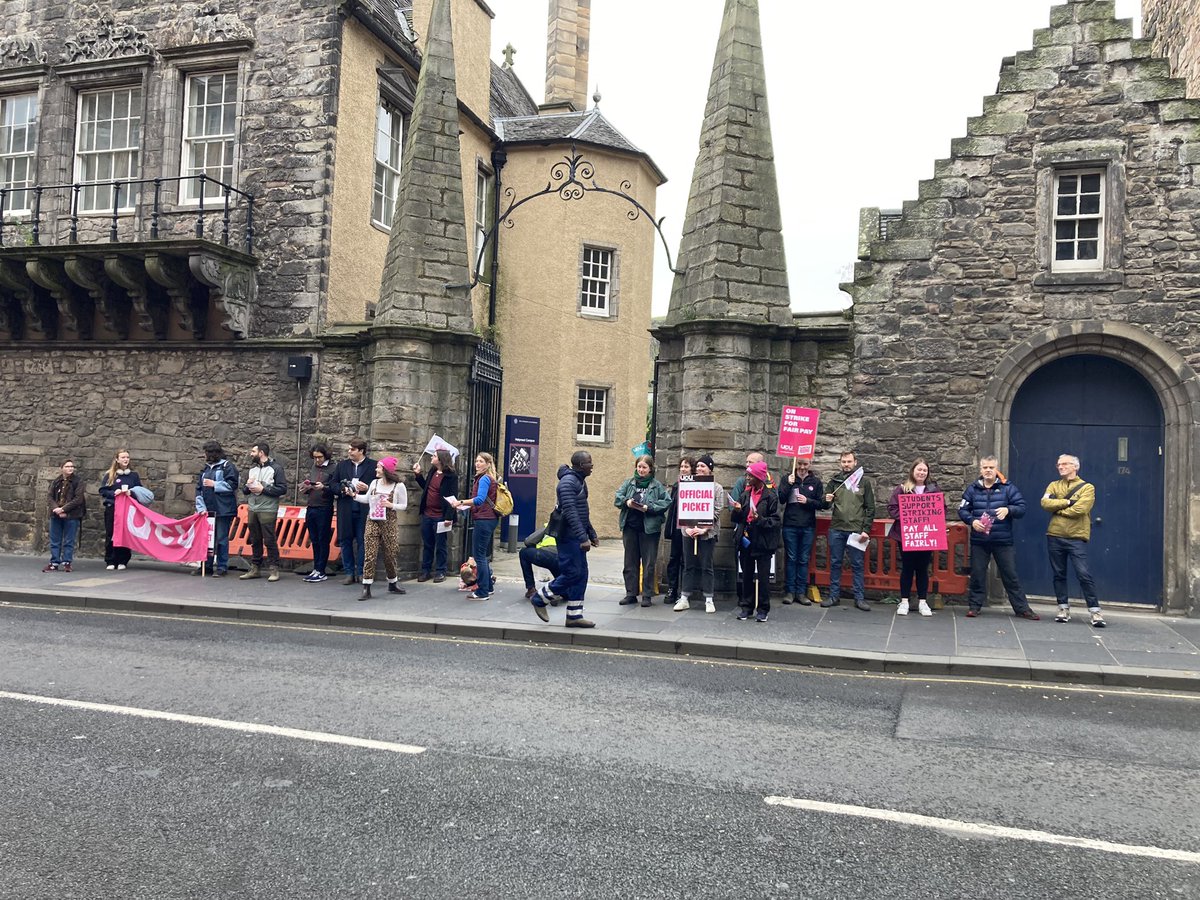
[447,144,682,291]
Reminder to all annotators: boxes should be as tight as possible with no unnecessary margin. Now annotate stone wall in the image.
[0,342,366,559]
[1145,0,1200,96]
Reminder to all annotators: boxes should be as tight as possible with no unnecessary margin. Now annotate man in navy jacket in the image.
[958,456,1040,619]
[534,451,599,628]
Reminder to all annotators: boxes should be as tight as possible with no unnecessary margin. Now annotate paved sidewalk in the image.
[4,550,1198,690]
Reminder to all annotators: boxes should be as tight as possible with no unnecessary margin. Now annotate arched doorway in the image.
[1008,354,1163,606]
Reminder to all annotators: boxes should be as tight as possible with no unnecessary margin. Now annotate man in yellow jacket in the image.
[1040,454,1105,628]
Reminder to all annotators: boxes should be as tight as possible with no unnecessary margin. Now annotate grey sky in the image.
[489,1,1143,315]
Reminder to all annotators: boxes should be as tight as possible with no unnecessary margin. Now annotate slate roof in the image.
[490,62,538,120]
[493,107,665,182]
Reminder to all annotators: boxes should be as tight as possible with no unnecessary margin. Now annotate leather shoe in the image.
[417,573,431,583]
[798,596,813,606]
[432,574,445,583]
[565,618,595,628]
[619,596,638,606]
[854,599,871,611]
[531,601,549,623]
[1015,609,1040,620]
[640,597,652,607]
[342,575,356,585]
[819,597,840,608]
[388,583,405,594]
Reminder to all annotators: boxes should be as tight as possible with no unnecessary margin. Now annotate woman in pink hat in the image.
[354,456,408,600]
[730,460,782,622]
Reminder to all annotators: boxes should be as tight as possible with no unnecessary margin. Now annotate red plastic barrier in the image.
[809,516,969,597]
[227,504,339,562]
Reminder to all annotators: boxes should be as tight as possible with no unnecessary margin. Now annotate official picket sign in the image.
[897,491,948,551]
[776,406,820,459]
[676,474,716,526]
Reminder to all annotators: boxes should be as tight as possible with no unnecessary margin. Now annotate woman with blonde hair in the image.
[886,457,942,617]
[98,448,144,571]
[455,452,500,600]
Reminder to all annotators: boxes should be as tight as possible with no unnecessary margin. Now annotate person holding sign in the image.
[781,458,826,605]
[821,450,875,612]
[662,457,696,606]
[99,448,143,571]
[413,449,459,584]
[675,455,725,614]
[886,458,942,617]
[958,456,1039,620]
[354,456,408,601]
[614,455,672,607]
[730,461,782,622]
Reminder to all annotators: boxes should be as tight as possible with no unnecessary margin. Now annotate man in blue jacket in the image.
[958,456,1040,620]
[534,451,599,627]
[194,440,240,577]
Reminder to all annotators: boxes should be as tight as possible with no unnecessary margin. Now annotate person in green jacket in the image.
[614,454,672,606]
[820,450,875,611]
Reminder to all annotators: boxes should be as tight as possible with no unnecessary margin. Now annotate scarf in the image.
[634,473,653,489]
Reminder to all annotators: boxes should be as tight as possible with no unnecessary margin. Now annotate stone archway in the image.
[979,322,1200,614]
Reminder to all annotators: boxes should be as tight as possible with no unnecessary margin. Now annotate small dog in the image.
[457,558,478,592]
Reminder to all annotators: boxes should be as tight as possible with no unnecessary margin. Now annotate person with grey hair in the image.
[1040,454,1105,627]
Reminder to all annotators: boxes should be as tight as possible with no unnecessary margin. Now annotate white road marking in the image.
[764,796,1200,864]
[0,690,425,755]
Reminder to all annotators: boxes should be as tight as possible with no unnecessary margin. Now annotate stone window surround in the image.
[578,241,619,320]
[74,84,144,213]
[371,98,405,231]
[1032,141,1126,290]
[1050,168,1105,273]
[370,67,415,235]
[575,382,614,446]
[978,322,1200,615]
[473,158,494,283]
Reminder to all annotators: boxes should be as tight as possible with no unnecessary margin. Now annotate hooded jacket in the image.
[1040,476,1094,541]
[243,457,287,514]
[196,458,240,516]
[557,464,599,545]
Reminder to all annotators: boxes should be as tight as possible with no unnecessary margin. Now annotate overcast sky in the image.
[488,0,1143,315]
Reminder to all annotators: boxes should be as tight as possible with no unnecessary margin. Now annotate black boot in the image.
[358,583,372,601]
[388,581,404,594]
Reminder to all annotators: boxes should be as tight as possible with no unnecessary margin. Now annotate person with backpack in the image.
[455,452,501,600]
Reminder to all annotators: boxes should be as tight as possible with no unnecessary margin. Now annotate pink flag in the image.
[113,493,211,563]
[842,466,864,494]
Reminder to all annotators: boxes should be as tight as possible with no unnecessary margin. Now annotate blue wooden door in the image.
[1008,354,1163,606]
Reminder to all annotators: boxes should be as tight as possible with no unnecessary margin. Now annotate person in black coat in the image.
[730,460,782,622]
[662,456,695,605]
[98,448,144,570]
[413,449,459,582]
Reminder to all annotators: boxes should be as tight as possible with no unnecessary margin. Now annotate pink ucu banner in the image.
[113,494,211,563]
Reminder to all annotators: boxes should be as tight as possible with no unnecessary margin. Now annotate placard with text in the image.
[675,475,716,527]
[897,492,948,551]
[776,406,820,459]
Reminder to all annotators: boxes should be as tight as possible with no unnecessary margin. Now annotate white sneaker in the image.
[106,565,116,571]
[117,564,126,570]
[673,597,690,611]
[705,597,715,614]
[1055,606,1071,623]
[918,599,933,617]
[897,599,909,616]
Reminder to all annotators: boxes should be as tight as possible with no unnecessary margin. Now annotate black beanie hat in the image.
[696,454,715,471]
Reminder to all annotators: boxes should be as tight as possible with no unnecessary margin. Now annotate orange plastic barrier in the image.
[227,504,339,562]
[809,516,970,597]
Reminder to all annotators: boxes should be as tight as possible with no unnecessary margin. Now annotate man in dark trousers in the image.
[334,438,376,585]
[194,440,239,577]
[958,455,1040,620]
[533,451,599,627]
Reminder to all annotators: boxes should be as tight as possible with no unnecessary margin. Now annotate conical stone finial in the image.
[666,0,791,327]
[376,0,473,332]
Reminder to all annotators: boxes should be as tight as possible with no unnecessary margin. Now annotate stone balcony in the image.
[0,176,258,341]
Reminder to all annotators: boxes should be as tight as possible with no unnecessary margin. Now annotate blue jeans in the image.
[472,517,499,594]
[420,515,450,577]
[828,528,865,602]
[304,506,334,574]
[209,515,233,573]
[782,525,815,595]
[49,517,79,564]
[338,502,368,578]
[1047,536,1100,609]
[550,537,590,603]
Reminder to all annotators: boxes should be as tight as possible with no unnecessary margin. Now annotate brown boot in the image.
[267,566,280,583]
[239,565,261,580]
[565,618,595,628]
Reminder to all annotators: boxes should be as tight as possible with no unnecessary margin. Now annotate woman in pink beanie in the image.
[354,456,408,600]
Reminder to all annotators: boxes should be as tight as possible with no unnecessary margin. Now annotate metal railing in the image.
[0,175,256,255]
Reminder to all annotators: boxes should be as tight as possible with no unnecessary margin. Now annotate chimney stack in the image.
[544,0,590,112]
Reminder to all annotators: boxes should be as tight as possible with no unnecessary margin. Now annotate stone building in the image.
[839,0,1200,616]
[0,0,661,559]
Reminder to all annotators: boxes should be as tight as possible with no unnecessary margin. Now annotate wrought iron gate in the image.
[459,340,503,565]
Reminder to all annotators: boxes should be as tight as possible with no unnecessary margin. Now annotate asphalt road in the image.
[1,602,1198,900]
